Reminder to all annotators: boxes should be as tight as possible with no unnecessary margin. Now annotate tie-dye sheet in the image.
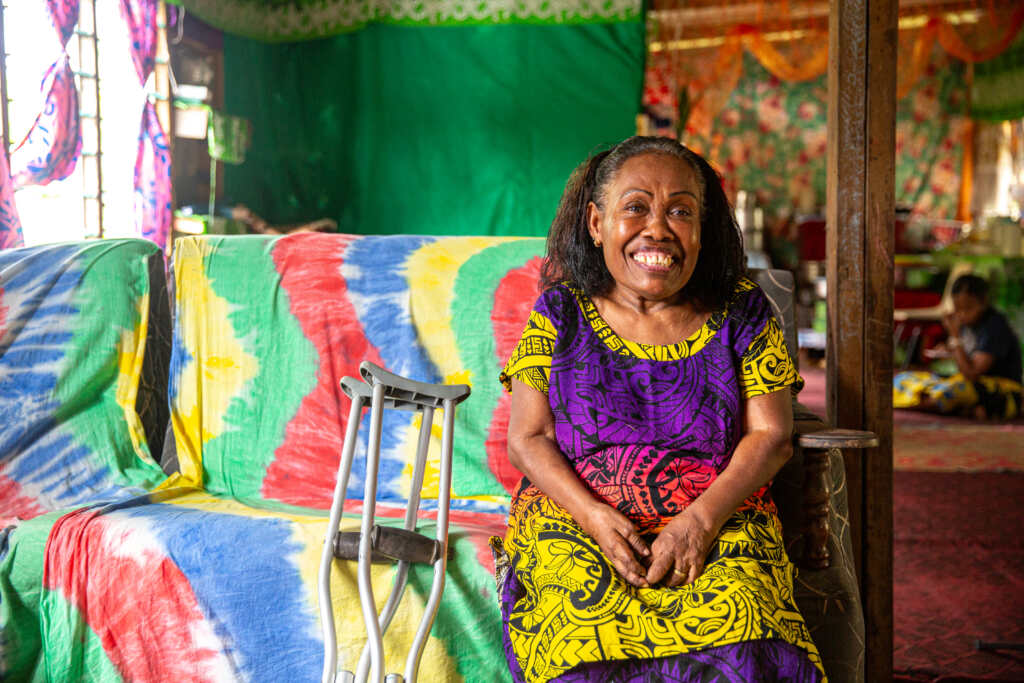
[166,233,544,511]
[0,239,168,524]
[2,233,549,681]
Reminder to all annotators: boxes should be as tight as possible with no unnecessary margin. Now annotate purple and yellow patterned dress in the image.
[497,278,825,683]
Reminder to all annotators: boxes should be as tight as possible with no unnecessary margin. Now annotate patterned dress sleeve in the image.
[499,292,559,395]
[738,284,804,398]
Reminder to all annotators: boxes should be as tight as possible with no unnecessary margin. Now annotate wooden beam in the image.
[649,0,1013,24]
[826,0,895,681]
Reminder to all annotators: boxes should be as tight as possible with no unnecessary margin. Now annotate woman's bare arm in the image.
[645,388,794,587]
[507,377,652,587]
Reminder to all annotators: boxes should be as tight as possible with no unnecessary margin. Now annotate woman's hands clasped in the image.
[643,510,718,588]
[578,503,652,587]
[578,502,718,589]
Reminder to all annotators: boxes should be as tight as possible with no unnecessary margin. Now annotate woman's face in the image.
[588,153,702,305]
[952,291,986,326]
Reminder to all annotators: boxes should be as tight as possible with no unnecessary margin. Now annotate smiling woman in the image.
[494,136,820,683]
[586,152,706,343]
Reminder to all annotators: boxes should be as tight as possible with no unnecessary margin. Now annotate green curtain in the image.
[222,20,644,236]
[971,30,1024,122]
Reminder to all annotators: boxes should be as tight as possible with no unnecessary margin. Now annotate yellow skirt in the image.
[499,486,826,682]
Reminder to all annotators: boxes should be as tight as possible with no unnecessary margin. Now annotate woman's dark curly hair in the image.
[540,136,745,312]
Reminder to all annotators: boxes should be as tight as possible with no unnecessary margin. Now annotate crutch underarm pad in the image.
[359,361,470,409]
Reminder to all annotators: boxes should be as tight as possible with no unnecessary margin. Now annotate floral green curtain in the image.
[667,47,967,220]
[895,51,968,219]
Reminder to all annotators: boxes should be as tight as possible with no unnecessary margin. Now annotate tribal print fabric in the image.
[499,280,824,682]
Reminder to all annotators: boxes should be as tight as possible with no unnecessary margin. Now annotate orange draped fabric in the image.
[647,1,1024,107]
[957,119,975,222]
[934,4,1024,63]
[897,24,938,101]
[687,36,745,133]
[740,29,828,83]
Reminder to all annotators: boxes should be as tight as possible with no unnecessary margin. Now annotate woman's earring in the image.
[593,239,601,248]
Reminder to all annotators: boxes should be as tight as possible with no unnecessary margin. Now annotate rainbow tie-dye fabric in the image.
[0,240,168,525]
[2,233,552,681]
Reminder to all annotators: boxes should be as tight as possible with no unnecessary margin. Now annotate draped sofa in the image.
[0,234,863,682]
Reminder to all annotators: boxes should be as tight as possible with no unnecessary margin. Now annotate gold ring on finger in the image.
[672,568,686,577]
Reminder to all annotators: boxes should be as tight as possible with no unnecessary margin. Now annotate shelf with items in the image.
[167,11,226,238]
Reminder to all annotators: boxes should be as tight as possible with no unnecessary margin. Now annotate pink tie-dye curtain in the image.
[9,0,82,189]
[120,0,172,250]
[0,152,25,250]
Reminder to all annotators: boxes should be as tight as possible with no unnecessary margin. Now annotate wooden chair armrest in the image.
[796,428,877,570]
[798,428,879,450]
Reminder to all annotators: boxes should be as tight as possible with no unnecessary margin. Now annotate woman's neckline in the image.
[570,285,720,360]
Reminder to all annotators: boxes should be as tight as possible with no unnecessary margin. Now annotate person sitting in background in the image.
[894,274,1023,420]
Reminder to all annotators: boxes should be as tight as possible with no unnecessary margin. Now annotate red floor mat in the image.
[894,471,1024,681]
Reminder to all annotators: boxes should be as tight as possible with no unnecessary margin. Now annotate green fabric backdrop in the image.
[223,21,645,235]
[972,30,1024,122]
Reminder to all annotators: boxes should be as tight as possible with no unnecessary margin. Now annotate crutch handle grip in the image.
[334,526,451,565]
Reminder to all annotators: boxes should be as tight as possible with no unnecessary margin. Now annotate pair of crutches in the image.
[319,361,470,683]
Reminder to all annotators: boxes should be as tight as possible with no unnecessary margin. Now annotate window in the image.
[1,0,166,246]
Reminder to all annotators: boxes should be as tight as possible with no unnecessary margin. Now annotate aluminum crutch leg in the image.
[351,403,435,683]
[320,377,370,683]
[319,362,470,683]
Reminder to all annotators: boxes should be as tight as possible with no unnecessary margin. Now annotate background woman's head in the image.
[951,274,990,326]
[541,136,745,310]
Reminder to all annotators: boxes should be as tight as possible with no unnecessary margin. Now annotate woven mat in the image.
[895,471,1024,682]
[895,424,1024,472]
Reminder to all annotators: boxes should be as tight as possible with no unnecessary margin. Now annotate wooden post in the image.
[0,2,9,158]
[826,0,895,681]
[156,1,175,252]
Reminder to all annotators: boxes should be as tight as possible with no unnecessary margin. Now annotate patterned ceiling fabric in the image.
[167,0,641,41]
[647,1,1023,138]
[933,3,1024,64]
[222,18,645,235]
